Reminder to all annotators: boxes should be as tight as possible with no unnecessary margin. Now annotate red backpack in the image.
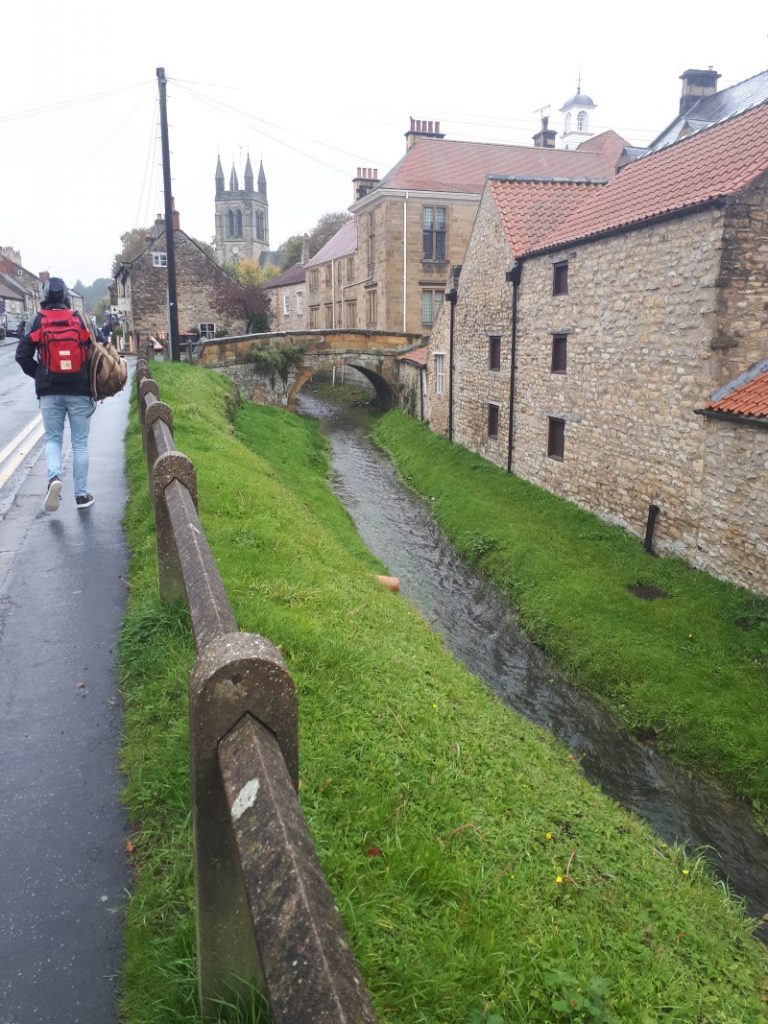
[30,309,90,381]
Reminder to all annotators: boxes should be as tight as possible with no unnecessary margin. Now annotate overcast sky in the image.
[3,0,766,288]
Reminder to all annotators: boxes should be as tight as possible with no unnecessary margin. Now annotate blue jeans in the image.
[39,394,95,497]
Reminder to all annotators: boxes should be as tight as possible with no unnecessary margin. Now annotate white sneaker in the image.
[44,477,63,512]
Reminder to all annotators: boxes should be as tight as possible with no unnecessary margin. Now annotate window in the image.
[152,252,167,268]
[344,300,357,327]
[324,303,333,328]
[199,323,215,339]
[296,290,304,315]
[283,294,290,316]
[489,335,501,371]
[553,261,568,295]
[548,417,565,460]
[564,112,572,133]
[577,111,588,132]
[367,212,375,277]
[421,288,444,326]
[308,269,319,293]
[488,403,500,439]
[256,209,265,240]
[324,264,332,287]
[434,353,445,395]
[423,206,446,261]
[366,289,377,326]
[309,305,320,329]
[346,257,355,283]
[227,209,235,238]
[551,333,567,373]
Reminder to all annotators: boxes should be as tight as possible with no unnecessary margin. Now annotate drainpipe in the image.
[331,258,336,328]
[402,192,409,332]
[446,265,460,442]
[419,365,425,420]
[505,262,522,473]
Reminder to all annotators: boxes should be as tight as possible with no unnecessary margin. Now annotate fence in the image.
[136,346,377,1023]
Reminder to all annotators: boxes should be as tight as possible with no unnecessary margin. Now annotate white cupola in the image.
[559,78,596,149]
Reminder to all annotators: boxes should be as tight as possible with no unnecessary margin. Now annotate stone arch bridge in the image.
[194,329,426,410]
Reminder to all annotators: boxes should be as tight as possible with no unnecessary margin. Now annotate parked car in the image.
[5,314,24,337]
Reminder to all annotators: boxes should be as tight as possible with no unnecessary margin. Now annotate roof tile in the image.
[526,101,768,255]
[706,369,768,420]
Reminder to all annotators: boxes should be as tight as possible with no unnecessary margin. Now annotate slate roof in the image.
[265,262,306,289]
[701,359,768,422]
[523,101,768,256]
[304,220,357,266]
[650,69,768,151]
[377,131,628,195]
[490,177,605,257]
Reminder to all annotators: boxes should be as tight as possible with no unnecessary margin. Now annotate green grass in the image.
[372,411,768,812]
[119,363,768,1023]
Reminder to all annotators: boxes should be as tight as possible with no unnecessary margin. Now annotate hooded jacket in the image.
[16,302,93,398]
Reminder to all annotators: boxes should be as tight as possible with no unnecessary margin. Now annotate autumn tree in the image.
[213,264,272,334]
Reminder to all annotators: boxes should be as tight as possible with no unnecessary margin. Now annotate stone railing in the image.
[135,348,377,1023]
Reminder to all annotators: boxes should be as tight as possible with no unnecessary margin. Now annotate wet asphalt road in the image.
[0,357,131,1023]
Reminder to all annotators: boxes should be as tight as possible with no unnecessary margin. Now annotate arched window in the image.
[256,210,265,240]
[577,110,588,132]
[227,209,235,238]
[564,112,572,132]
[235,209,243,236]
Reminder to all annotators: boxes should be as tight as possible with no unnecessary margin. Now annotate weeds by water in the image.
[373,411,768,814]
[119,364,768,1023]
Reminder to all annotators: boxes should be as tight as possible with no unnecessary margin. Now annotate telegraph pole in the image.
[156,67,180,361]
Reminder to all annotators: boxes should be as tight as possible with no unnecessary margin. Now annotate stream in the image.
[297,392,768,939]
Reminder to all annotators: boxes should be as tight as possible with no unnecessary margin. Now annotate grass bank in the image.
[120,363,767,1023]
[373,412,768,813]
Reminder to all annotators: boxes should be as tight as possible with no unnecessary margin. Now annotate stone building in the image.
[304,220,357,329]
[426,98,768,597]
[343,116,628,340]
[115,213,248,342]
[265,262,306,331]
[214,155,269,266]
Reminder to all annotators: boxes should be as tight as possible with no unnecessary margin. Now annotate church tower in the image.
[214,153,269,265]
[559,79,596,150]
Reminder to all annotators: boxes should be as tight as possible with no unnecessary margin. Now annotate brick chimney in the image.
[405,117,446,151]
[352,167,380,202]
[679,68,720,115]
[533,114,557,149]
[0,259,14,274]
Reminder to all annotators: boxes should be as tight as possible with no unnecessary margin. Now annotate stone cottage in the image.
[426,99,768,597]
[115,213,248,342]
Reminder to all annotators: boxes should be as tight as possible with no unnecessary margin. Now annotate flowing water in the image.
[298,392,768,937]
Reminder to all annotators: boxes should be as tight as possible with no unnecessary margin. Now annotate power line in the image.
[0,81,151,124]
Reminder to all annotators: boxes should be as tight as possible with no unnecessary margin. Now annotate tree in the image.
[277,210,352,268]
[213,272,271,334]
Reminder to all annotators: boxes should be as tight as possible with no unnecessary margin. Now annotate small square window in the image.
[488,403,500,439]
[489,336,501,371]
[548,417,565,460]
[551,334,567,373]
[199,323,215,339]
[152,252,168,268]
[553,262,568,296]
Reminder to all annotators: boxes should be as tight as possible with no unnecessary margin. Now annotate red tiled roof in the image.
[705,368,768,420]
[304,220,357,266]
[525,102,768,255]
[378,131,628,194]
[490,178,604,257]
[398,345,429,367]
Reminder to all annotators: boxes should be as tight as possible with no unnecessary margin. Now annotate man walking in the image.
[16,278,96,512]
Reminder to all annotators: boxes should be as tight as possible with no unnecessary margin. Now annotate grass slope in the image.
[373,412,768,812]
[120,364,768,1024]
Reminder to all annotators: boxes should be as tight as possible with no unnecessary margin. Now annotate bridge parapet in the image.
[197,329,424,368]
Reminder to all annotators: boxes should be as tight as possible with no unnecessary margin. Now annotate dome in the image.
[560,89,596,111]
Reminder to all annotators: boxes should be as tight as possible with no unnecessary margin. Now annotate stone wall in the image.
[425,178,768,596]
[127,231,248,339]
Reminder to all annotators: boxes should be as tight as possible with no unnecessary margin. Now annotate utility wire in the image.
[0,81,151,124]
